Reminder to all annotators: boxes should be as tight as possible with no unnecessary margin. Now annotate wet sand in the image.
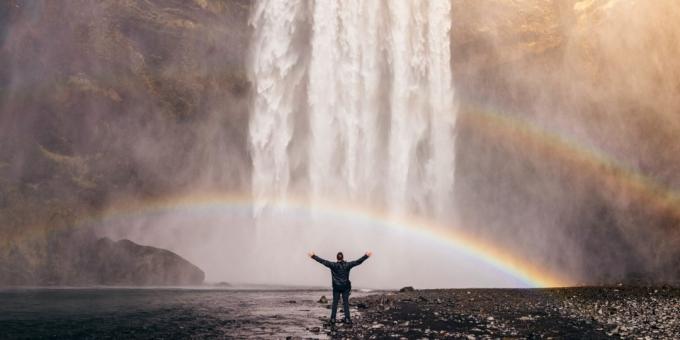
[0,288,342,339]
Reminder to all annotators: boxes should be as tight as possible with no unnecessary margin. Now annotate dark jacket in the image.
[312,254,369,291]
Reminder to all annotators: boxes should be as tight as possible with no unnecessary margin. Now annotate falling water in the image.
[249,1,457,220]
[248,1,307,215]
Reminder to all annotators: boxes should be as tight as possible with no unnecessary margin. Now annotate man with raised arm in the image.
[308,250,372,325]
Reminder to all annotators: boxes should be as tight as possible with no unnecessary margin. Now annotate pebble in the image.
[328,287,680,339]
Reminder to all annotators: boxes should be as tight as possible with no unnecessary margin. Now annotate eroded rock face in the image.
[0,0,249,285]
[0,0,251,197]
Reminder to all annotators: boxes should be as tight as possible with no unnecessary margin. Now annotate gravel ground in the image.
[312,287,680,339]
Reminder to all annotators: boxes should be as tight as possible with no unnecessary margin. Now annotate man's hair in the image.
[336,252,344,261]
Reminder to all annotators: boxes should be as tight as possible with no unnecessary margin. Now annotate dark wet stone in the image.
[335,287,680,339]
[399,286,415,292]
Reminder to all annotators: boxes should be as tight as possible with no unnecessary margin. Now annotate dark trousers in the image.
[330,287,351,321]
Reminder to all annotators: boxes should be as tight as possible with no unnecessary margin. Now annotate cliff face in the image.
[0,0,249,285]
[452,0,680,284]
[0,0,251,202]
[1,0,679,285]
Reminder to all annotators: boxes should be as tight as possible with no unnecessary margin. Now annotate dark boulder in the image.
[399,286,415,292]
[86,238,205,286]
[0,235,205,286]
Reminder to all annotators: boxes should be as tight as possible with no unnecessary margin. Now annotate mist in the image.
[1,0,679,288]
[452,0,680,284]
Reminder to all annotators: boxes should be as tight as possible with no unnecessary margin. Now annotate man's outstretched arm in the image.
[308,252,333,268]
[348,251,372,268]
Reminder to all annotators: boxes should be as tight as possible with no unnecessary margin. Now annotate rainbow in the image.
[14,104,679,289]
[79,192,569,288]
[461,106,680,221]
[79,106,680,288]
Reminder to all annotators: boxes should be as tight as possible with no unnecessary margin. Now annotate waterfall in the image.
[248,1,306,215]
[249,0,457,220]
